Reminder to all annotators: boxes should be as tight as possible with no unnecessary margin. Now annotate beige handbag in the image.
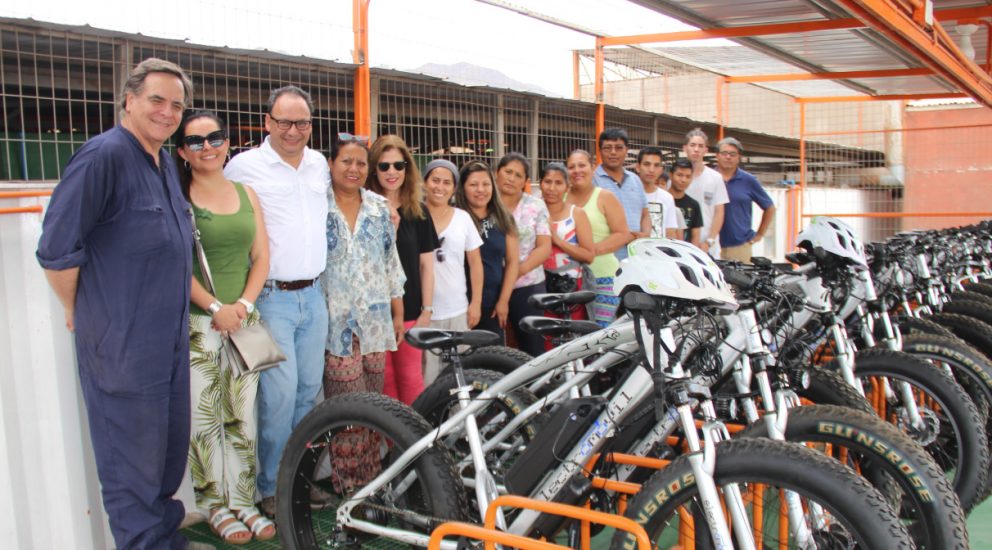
[191,210,286,377]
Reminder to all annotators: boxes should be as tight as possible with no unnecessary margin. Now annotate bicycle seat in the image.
[404,328,500,351]
[518,316,602,338]
[528,290,597,310]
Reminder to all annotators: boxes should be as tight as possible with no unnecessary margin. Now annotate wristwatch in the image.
[237,298,255,314]
[706,238,717,246]
[421,305,434,313]
[207,301,223,315]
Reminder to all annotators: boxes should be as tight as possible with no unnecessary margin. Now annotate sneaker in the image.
[260,496,276,518]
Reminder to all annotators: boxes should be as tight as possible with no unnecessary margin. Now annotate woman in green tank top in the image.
[565,149,634,326]
[174,112,275,544]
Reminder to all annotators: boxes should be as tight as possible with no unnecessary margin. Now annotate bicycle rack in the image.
[427,494,651,550]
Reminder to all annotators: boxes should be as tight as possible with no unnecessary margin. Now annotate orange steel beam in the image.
[726,67,933,83]
[601,18,864,46]
[796,92,967,102]
[0,190,53,199]
[352,0,371,136]
[0,206,42,215]
[835,0,992,107]
[803,211,992,218]
[802,121,992,136]
[594,37,605,159]
[598,6,992,47]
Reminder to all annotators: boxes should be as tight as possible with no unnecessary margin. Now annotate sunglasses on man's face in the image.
[377,161,407,172]
[183,130,227,152]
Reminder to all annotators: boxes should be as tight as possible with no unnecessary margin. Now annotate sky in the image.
[0,0,707,97]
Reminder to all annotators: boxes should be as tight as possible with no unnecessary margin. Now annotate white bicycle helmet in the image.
[614,238,738,311]
[797,216,868,270]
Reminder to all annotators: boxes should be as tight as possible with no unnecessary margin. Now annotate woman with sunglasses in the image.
[455,161,519,341]
[174,111,275,544]
[566,149,633,326]
[321,132,406,493]
[496,153,552,357]
[423,159,483,385]
[365,135,439,404]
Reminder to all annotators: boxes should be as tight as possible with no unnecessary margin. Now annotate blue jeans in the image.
[255,282,329,498]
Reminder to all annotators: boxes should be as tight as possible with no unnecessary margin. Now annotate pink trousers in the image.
[382,320,425,404]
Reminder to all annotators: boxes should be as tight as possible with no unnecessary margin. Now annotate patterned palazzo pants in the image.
[187,312,261,511]
[323,335,386,494]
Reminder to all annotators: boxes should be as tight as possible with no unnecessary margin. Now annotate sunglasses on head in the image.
[377,161,407,172]
[183,130,227,152]
[337,132,369,146]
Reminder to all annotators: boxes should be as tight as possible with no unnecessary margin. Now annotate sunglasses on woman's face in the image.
[377,161,407,172]
[183,130,227,152]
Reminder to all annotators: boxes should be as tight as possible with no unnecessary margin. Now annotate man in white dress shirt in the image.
[224,85,330,516]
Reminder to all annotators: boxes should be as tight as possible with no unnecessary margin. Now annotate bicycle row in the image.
[275,216,992,549]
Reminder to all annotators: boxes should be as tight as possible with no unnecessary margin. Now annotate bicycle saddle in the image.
[528,290,597,310]
[404,328,501,351]
[518,316,602,337]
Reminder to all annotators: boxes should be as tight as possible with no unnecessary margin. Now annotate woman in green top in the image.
[174,112,275,544]
[565,149,633,326]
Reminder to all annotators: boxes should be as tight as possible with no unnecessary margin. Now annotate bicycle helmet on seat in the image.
[614,238,738,311]
[797,216,868,270]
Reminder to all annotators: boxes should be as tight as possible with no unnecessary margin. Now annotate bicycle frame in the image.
[333,316,755,548]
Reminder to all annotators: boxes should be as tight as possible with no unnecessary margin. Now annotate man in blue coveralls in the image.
[37,58,212,550]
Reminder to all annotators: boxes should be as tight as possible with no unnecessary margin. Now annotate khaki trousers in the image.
[722,243,753,263]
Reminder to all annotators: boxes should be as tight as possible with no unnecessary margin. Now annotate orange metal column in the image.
[716,78,726,141]
[594,36,605,159]
[352,0,371,136]
[573,50,582,101]
[794,101,807,248]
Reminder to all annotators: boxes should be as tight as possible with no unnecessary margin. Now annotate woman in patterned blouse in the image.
[321,132,405,493]
[496,152,552,357]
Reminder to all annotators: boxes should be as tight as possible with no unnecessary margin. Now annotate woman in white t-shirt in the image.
[422,159,483,385]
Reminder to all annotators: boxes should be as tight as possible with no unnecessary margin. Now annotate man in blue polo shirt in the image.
[716,137,776,263]
[592,127,651,260]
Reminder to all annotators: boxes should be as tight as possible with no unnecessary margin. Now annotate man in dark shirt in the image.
[36,58,210,550]
[669,158,704,246]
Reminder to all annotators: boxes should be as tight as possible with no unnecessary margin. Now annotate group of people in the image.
[35,57,776,550]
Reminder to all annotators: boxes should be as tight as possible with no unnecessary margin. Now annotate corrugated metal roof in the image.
[625,0,991,98]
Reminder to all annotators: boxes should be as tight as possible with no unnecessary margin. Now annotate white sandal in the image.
[237,506,277,541]
[209,507,251,545]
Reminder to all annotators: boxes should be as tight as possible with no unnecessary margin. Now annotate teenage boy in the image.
[668,158,704,247]
[683,128,729,257]
[635,146,680,239]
